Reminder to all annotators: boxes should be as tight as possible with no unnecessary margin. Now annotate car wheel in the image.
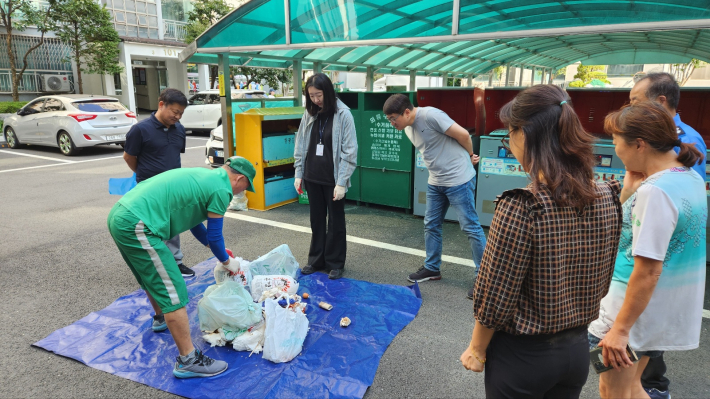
[4,126,20,149]
[57,131,80,156]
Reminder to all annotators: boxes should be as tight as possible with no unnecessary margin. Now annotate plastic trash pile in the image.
[198,244,309,363]
[227,192,248,211]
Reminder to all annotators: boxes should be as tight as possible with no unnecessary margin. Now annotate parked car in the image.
[182,89,265,133]
[3,94,136,156]
[205,124,224,167]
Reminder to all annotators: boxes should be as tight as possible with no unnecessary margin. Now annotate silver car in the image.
[3,94,137,156]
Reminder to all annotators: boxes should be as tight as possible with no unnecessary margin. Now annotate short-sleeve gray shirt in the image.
[404,107,475,187]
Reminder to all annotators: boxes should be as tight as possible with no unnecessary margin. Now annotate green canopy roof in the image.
[180,0,710,76]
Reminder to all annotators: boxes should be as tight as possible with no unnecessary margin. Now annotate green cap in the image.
[225,156,256,192]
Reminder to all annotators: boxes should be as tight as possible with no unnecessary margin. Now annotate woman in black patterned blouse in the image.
[460,84,623,399]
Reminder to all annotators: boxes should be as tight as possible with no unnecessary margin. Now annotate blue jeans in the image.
[424,176,487,272]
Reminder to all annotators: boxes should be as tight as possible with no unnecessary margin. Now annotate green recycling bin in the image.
[358,91,416,209]
[338,91,363,201]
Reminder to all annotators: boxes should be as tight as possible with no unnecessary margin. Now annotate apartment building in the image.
[0,0,221,110]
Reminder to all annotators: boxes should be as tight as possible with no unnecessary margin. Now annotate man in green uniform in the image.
[107,156,256,379]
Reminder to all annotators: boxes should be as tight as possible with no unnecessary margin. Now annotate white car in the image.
[182,89,265,133]
[205,124,224,167]
[3,94,136,156]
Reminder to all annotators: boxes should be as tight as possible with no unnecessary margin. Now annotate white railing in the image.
[163,20,188,42]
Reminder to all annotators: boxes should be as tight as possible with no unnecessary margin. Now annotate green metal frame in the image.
[180,0,710,77]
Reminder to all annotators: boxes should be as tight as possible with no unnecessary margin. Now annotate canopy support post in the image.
[505,64,511,87]
[293,60,303,106]
[531,67,536,86]
[409,70,416,91]
[518,65,525,86]
[219,53,234,159]
[366,66,373,91]
[313,62,322,74]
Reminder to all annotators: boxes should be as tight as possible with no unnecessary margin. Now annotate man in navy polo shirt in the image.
[123,88,194,279]
[629,72,707,399]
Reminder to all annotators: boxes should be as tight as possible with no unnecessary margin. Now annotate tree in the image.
[52,0,122,94]
[184,0,291,92]
[569,64,611,88]
[0,0,59,101]
[184,0,231,44]
[184,0,232,89]
[670,59,706,86]
[233,67,292,91]
[446,77,462,87]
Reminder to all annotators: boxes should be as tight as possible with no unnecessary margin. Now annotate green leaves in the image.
[184,0,232,44]
[571,64,611,87]
[52,0,122,93]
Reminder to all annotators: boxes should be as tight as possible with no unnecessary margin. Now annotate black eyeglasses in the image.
[501,133,511,151]
[387,113,403,123]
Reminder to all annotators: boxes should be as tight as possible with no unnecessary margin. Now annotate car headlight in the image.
[210,131,223,141]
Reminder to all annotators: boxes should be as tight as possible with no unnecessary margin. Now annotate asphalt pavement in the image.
[0,139,708,399]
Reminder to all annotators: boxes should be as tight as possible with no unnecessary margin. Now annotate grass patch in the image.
[0,101,28,113]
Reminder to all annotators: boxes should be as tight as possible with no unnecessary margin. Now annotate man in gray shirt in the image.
[384,94,486,298]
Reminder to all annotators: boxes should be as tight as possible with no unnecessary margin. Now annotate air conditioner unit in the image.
[41,75,71,92]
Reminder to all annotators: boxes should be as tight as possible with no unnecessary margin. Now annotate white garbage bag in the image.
[262,297,309,363]
[198,281,262,332]
[228,191,248,211]
[232,321,266,354]
[250,275,299,302]
[248,244,299,278]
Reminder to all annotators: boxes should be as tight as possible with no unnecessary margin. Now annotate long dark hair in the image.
[499,84,598,209]
[604,101,703,168]
[304,73,337,117]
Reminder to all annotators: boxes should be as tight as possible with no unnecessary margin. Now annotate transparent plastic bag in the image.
[248,244,299,278]
[262,296,309,363]
[228,191,248,211]
[197,281,262,332]
[250,275,299,302]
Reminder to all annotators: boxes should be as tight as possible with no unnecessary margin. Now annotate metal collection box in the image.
[234,107,304,211]
[264,173,297,207]
[413,151,459,221]
[475,131,530,226]
[262,133,296,166]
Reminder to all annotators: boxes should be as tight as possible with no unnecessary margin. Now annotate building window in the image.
[106,0,157,38]
[133,68,146,85]
[606,65,644,77]
[114,73,122,95]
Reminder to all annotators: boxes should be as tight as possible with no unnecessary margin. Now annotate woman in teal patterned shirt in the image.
[589,101,707,399]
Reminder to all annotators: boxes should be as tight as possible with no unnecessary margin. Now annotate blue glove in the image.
[207,217,229,263]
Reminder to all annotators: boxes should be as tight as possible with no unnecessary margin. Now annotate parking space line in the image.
[222,212,477,268]
[0,149,76,163]
[221,214,710,319]
[0,145,205,173]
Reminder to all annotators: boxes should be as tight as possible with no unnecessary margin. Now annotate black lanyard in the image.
[318,116,329,144]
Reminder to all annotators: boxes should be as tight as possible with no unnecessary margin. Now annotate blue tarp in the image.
[34,259,422,399]
[108,173,137,195]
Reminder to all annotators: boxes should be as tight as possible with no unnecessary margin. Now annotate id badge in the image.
[316,144,324,156]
